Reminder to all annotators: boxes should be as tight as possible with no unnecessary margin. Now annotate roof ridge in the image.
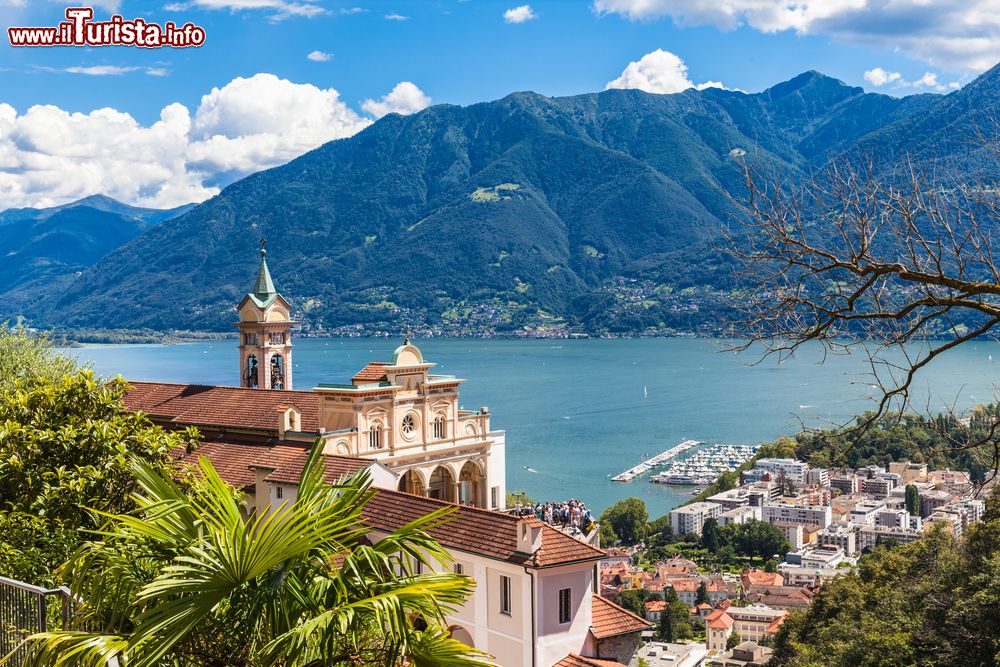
[127,380,317,398]
[591,592,649,624]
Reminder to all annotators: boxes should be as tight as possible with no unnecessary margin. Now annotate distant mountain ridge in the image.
[5,66,1000,335]
[0,196,193,311]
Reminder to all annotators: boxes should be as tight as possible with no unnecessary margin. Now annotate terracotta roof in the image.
[263,450,372,485]
[361,490,604,568]
[742,570,785,588]
[352,362,389,383]
[553,654,626,667]
[644,600,666,612]
[124,381,320,432]
[177,438,274,490]
[590,594,653,639]
[706,609,735,630]
[244,443,304,469]
[766,616,787,634]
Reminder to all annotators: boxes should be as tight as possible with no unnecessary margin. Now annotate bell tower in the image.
[236,240,294,390]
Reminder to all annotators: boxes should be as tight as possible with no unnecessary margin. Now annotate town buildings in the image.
[670,502,722,535]
[706,606,787,653]
[708,641,774,667]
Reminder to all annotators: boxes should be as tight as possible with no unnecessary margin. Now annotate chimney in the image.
[515,519,543,556]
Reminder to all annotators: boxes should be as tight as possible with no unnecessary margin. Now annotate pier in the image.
[650,443,760,485]
[611,440,702,482]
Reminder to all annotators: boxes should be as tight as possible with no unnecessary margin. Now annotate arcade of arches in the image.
[396,461,486,507]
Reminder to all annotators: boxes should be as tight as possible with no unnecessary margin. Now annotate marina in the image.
[611,439,702,482]
[651,444,760,485]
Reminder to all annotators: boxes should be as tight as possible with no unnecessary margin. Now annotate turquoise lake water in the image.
[72,337,1000,517]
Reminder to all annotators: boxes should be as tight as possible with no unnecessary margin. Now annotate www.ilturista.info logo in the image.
[8,7,206,48]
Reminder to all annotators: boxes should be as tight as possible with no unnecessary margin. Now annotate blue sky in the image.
[0,0,995,208]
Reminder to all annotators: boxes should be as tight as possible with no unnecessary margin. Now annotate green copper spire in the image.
[253,238,276,298]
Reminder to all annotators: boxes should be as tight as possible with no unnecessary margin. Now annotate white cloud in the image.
[593,0,1000,73]
[32,65,171,77]
[605,49,726,94]
[361,81,432,118]
[503,5,537,23]
[307,50,332,62]
[384,13,409,21]
[340,6,364,13]
[64,66,140,76]
[864,67,902,87]
[176,0,326,19]
[909,71,960,91]
[862,68,961,92]
[0,74,429,209]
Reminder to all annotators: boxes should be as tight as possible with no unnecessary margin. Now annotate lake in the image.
[71,336,1000,517]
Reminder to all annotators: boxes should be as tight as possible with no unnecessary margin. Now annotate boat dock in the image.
[611,440,702,482]
[650,443,760,485]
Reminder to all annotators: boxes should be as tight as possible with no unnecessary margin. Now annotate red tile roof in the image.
[553,655,626,667]
[644,600,666,612]
[706,609,735,630]
[742,570,785,588]
[124,381,320,432]
[352,362,389,383]
[361,490,605,568]
[177,438,274,490]
[263,450,372,485]
[590,594,653,639]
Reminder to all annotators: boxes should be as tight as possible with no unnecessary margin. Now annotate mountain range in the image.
[3,66,1000,335]
[0,196,193,321]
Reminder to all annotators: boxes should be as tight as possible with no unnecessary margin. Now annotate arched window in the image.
[244,354,259,388]
[368,422,383,450]
[270,354,284,390]
[433,414,447,439]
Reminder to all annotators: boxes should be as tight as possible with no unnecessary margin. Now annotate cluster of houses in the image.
[598,550,798,665]
[670,457,986,590]
[591,456,990,665]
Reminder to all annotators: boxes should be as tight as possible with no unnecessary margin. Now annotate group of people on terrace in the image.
[513,498,596,535]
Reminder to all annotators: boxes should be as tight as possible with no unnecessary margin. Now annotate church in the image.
[121,246,649,667]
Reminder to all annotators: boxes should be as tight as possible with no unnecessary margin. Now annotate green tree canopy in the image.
[0,370,196,584]
[905,484,920,516]
[701,517,721,553]
[0,323,79,391]
[770,490,1000,666]
[722,520,790,561]
[695,580,709,605]
[600,497,649,546]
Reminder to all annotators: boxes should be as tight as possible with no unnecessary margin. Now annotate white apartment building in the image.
[762,502,832,528]
[671,502,722,536]
[848,499,886,526]
[805,468,829,487]
[857,525,923,551]
[718,505,761,526]
[754,459,809,484]
[818,523,858,555]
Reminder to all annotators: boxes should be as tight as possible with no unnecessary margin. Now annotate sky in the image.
[0,0,998,210]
